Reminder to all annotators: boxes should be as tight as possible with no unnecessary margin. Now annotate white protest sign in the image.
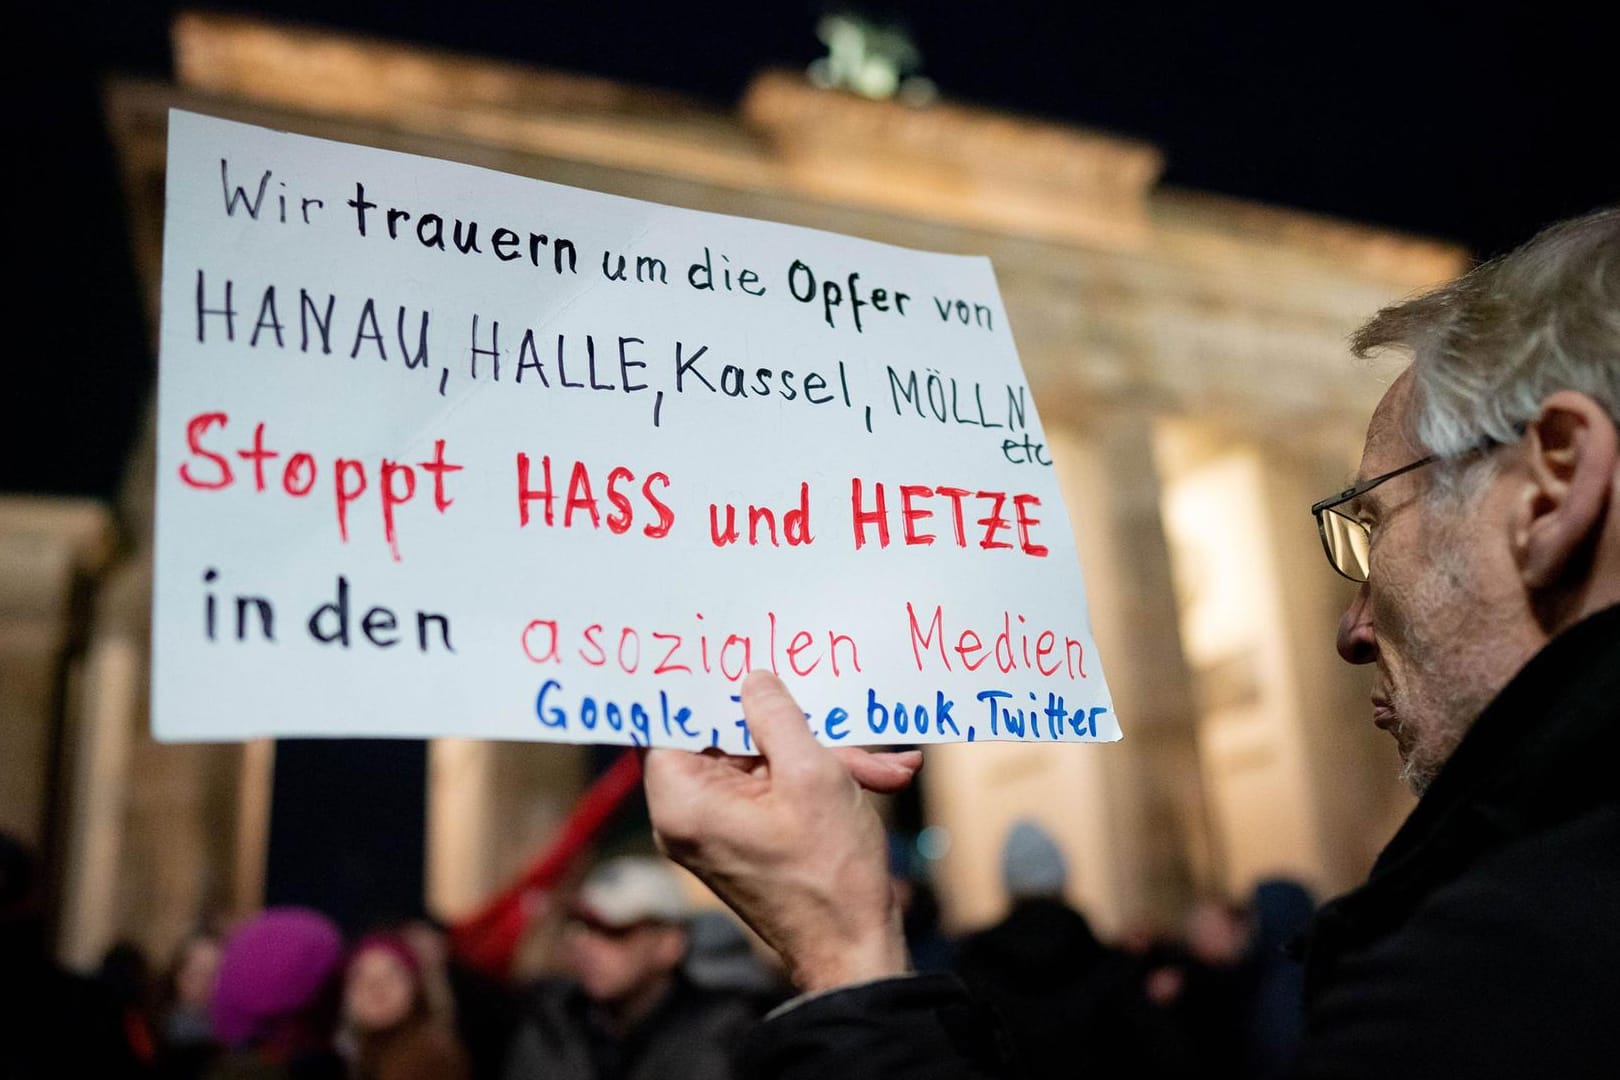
[151,109,1119,752]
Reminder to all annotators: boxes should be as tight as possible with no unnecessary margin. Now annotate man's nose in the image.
[1336,584,1377,664]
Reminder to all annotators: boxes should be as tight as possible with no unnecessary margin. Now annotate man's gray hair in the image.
[1352,207,1620,483]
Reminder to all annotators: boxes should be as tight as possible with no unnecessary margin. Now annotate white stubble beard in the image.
[1390,516,1504,796]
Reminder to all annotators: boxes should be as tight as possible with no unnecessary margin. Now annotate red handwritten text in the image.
[906,602,1086,678]
[517,454,675,538]
[179,412,461,561]
[850,479,1048,556]
[521,611,861,681]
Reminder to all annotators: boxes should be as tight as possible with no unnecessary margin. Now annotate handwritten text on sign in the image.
[151,110,1119,751]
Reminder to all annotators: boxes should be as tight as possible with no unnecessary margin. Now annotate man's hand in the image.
[643,670,922,993]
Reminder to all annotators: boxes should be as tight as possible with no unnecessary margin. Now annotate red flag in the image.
[448,749,643,979]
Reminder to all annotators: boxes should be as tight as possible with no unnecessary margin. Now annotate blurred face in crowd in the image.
[1334,370,1523,793]
[566,912,686,1007]
[175,936,223,1011]
[345,945,418,1033]
[1184,901,1248,967]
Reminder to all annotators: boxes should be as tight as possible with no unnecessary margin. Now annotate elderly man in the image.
[643,205,1618,1079]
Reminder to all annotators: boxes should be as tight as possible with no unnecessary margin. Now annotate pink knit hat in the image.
[348,931,422,980]
[211,907,345,1048]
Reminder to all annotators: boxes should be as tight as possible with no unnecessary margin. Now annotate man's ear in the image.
[1516,391,1618,588]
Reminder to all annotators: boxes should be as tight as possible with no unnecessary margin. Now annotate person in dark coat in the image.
[1,831,150,1080]
[638,204,1620,1080]
[500,856,761,1080]
[887,833,958,976]
[681,909,793,1013]
[155,931,226,1080]
[951,820,1140,1080]
[1242,878,1314,1079]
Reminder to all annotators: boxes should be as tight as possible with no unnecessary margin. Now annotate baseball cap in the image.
[572,855,690,929]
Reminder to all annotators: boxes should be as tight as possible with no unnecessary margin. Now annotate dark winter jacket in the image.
[501,973,759,1080]
[1292,603,1620,1078]
[737,605,1620,1080]
[953,898,1141,1079]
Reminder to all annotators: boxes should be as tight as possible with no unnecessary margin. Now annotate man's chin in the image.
[1395,734,1445,797]
[1398,755,1433,797]
[1387,719,1434,795]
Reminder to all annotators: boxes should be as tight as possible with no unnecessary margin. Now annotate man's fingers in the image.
[833,747,922,794]
[644,746,729,816]
[739,669,824,765]
[644,747,760,800]
[653,672,916,801]
[641,748,694,815]
[644,746,746,852]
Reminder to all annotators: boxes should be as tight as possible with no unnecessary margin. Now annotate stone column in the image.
[0,497,112,849]
[427,739,588,920]
[55,552,252,969]
[1055,414,1208,930]
[56,621,141,969]
[427,738,497,919]
[923,412,1203,937]
[233,737,275,914]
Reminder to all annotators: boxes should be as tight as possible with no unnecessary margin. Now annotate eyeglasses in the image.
[1310,430,1519,583]
[565,911,665,939]
[1310,456,1440,582]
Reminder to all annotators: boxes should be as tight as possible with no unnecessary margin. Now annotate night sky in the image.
[10,2,1613,498]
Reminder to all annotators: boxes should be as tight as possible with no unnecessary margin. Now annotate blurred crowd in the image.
[2,821,1314,1080]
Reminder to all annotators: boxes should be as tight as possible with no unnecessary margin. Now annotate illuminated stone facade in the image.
[9,12,1467,965]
